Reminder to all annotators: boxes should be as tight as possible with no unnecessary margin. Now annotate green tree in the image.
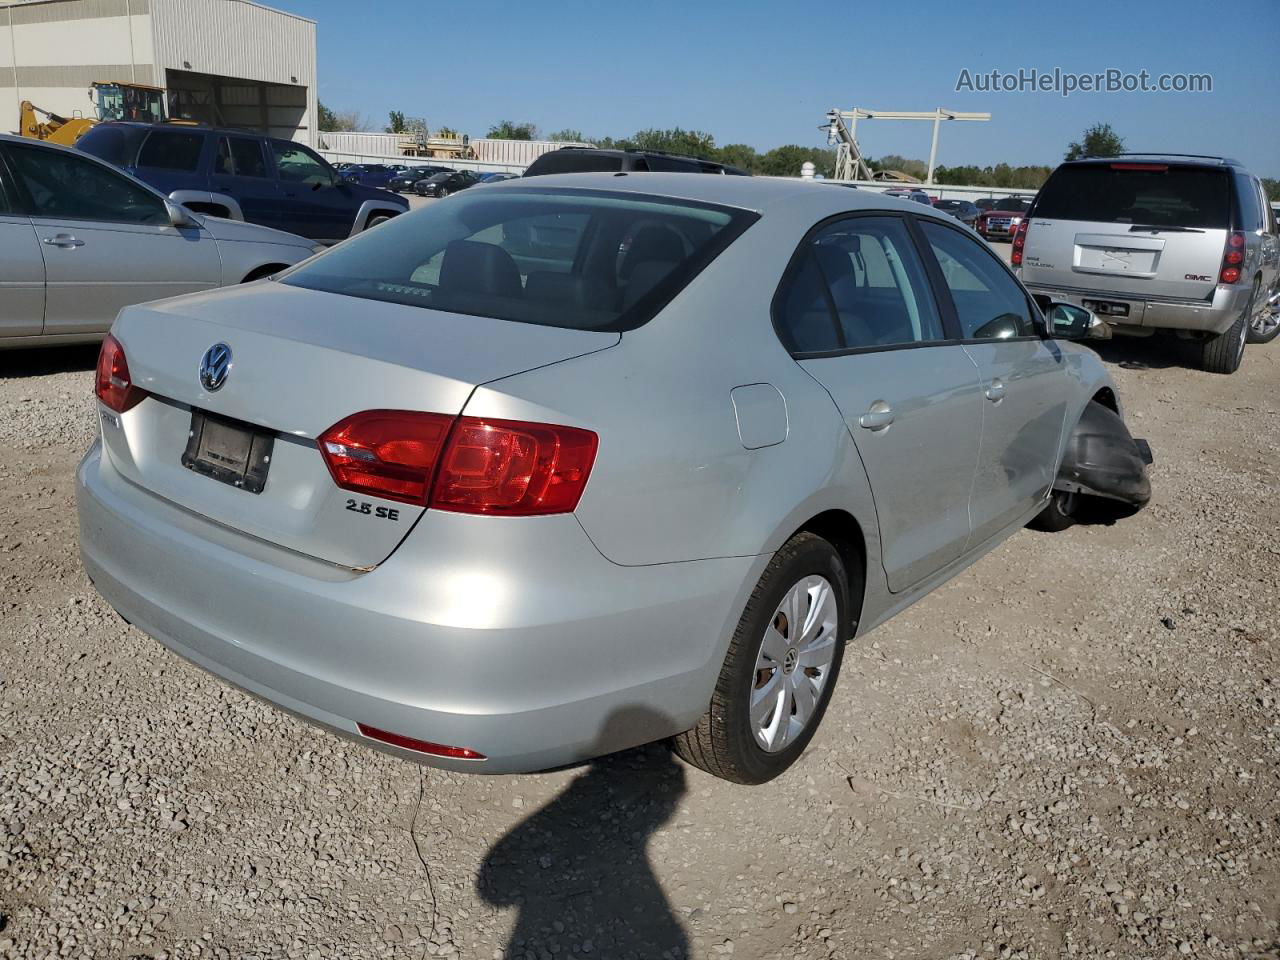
[387,110,407,134]
[872,154,929,181]
[547,128,588,143]
[1263,178,1279,202]
[716,143,759,173]
[757,145,836,178]
[318,102,339,132]
[487,120,539,140]
[1065,122,1124,160]
[629,127,718,159]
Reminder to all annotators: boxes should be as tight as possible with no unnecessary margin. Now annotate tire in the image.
[1246,289,1280,344]
[673,532,853,784]
[438,187,450,198]
[1027,490,1078,533]
[366,214,392,230]
[1199,280,1255,374]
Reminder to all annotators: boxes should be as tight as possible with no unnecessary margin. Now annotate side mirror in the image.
[1047,301,1112,341]
[165,201,195,227]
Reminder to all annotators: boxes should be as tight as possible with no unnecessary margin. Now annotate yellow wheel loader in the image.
[18,82,168,146]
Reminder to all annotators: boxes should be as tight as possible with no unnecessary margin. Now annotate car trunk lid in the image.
[103,282,618,568]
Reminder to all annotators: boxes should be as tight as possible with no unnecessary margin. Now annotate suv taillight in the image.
[1011,218,1029,267]
[95,334,146,413]
[318,411,598,515]
[1220,231,1245,284]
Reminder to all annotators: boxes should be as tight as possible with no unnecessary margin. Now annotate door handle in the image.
[858,400,895,431]
[985,378,1006,403]
[42,234,84,249]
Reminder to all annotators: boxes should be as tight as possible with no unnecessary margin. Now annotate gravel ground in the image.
[1,320,1278,960]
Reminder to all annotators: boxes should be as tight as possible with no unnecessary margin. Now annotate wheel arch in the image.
[240,263,292,283]
[793,508,869,635]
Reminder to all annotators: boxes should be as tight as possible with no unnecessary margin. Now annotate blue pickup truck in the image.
[76,122,408,244]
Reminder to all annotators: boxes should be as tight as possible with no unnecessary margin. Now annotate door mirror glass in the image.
[166,200,195,227]
[1047,302,1111,340]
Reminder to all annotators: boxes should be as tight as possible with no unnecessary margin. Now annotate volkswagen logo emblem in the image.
[198,342,232,392]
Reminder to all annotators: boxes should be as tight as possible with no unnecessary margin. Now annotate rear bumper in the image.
[77,441,761,773]
[1022,280,1251,334]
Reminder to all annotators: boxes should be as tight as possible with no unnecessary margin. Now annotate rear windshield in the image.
[994,197,1031,212]
[281,188,758,332]
[525,152,624,175]
[1034,163,1231,228]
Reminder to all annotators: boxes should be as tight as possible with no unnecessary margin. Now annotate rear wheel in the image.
[673,532,852,784]
[366,214,392,230]
[1247,288,1280,344]
[1199,280,1255,374]
[438,187,451,199]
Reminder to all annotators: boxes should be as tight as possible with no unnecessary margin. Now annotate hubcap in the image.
[1251,297,1280,338]
[750,574,839,753]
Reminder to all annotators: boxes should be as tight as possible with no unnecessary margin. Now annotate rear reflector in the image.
[95,334,147,413]
[431,417,598,515]
[318,410,454,505]
[356,722,486,760]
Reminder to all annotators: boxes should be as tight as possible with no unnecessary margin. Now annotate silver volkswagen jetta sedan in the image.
[77,174,1150,784]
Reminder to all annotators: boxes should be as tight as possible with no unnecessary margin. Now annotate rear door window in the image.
[137,131,205,171]
[219,137,269,178]
[75,124,147,167]
[1034,163,1231,228]
[774,216,944,353]
[282,188,756,332]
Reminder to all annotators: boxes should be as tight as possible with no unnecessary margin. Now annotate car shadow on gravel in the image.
[0,344,100,379]
[478,707,689,959]
[1087,335,1194,371]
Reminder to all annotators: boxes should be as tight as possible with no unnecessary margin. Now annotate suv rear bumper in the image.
[77,441,761,774]
[1023,280,1251,335]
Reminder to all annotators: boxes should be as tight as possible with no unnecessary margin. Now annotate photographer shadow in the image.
[478,706,690,959]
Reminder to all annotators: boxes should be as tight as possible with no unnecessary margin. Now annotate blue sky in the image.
[270,0,1280,176]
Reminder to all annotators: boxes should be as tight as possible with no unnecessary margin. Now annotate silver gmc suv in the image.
[1014,154,1279,373]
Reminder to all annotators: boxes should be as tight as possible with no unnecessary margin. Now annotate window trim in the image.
[770,210,953,359]
[909,213,1047,344]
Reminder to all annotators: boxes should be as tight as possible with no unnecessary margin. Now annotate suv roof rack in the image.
[1083,152,1241,165]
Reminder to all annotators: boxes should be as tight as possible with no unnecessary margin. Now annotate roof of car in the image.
[481,171,964,218]
[1069,152,1244,168]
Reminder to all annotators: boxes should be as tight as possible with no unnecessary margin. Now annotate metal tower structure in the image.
[826,107,991,184]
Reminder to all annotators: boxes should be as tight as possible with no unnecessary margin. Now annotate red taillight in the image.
[1011,218,1029,267]
[1109,162,1168,172]
[94,334,146,413]
[432,417,598,516]
[356,723,486,761]
[318,410,454,505]
[1220,231,1246,284]
[317,411,598,515]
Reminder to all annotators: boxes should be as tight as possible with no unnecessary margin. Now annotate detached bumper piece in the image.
[1055,403,1153,516]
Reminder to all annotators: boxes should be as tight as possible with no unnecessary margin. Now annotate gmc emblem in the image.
[1184,273,1213,282]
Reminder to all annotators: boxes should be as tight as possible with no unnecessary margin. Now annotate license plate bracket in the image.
[181,410,274,494]
[1083,298,1131,318]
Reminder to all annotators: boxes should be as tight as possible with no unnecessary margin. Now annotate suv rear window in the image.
[525,152,625,175]
[1034,163,1231,228]
[282,188,757,332]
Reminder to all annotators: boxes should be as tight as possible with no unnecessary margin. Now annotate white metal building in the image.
[1,0,317,144]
